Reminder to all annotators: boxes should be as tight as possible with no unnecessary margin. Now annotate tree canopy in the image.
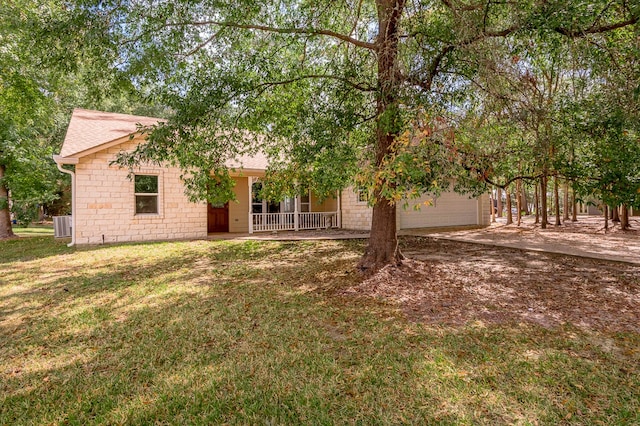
[6,1,638,267]
[0,0,173,238]
[76,0,636,268]
[0,1,62,237]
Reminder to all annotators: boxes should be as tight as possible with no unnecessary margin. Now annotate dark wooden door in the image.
[208,203,229,233]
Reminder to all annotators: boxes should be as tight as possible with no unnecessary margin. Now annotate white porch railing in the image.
[298,212,336,230]
[252,213,295,232]
[251,212,338,233]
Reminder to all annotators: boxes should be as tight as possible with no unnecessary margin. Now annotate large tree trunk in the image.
[0,164,16,239]
[620,205,630,230]
[604,204,609,231]
[522,184,530,215]
[360,197,403,270]
[516,179,522,226]
[540,175,548,229]
[563,182,569,221]
[505,186,513,225]
[571,185,577,222]
[534,181,539,224]
[497,187,503,217]
[612,206,620,222]
[490,188,496,223]
[358,0,405,272]
[554,175,561,226]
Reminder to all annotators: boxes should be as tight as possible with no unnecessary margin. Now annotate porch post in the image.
[294,180,299,231]
[336,191,341,228]
[294,196,299,231]
[248,176,253,234]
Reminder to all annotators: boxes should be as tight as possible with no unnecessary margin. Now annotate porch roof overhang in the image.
[228,168,266,177]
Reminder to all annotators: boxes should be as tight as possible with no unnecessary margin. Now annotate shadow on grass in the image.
[1,238,639,424]
[0,238,363,341]
[0,236,75,264]
[1,236,217,265]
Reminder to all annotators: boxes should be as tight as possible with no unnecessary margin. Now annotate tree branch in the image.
[349,0,365,39]
[178,28,225,57]
[404,24,519,90]
[485,173,544,189]
[252,74,376,93]
[440,0,485,13]
[404,2,638,89]
[555,15,639,37]
[403,45,453,90]
[164,20,376,50]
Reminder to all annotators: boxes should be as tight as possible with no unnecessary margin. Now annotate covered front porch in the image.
[248,176,341,233]
[208,175,341,234]
[251,211,340,232]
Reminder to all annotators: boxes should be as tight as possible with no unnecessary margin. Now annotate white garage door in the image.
[399,191,478,229]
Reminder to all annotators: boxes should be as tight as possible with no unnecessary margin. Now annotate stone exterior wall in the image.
[341,186,490,231]
[72,136,490,242]
[74,138,207,244]
[229,176,250,233]
[340,187,373,231]
[477,193,491,226]
[310,193,338,212]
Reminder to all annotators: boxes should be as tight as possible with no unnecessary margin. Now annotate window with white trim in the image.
[134,175,159,214]
[300,191,310,212]
[357,190,368,203]
[252,182,266,213]
[282,197,295,213]
[251,181,299,214]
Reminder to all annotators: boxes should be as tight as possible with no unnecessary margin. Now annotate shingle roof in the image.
[58,108,164,158]
[226,152,269,171]
[58,108,269,171]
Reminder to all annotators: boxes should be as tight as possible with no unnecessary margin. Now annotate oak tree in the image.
[76,0,638,268]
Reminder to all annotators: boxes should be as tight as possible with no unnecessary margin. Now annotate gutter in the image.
[53,155,79,247]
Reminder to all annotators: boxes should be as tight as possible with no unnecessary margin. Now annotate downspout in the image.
[53,155,77,247]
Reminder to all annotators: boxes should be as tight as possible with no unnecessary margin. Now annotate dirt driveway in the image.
[401,215,640,265]
[347,216,640,333]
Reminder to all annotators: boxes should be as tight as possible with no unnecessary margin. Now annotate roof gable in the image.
[57,108,270,171]
[59,108,163,158]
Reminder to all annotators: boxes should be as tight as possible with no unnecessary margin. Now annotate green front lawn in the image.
[1,237,638,425]
[12,223,55,237]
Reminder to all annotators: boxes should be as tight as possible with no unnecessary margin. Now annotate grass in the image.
[12,223,55,237]
[1,236,638,425]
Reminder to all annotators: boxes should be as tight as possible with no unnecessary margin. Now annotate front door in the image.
[208,202,229,233]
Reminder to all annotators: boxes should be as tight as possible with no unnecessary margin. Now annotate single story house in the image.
[54,109,490,245]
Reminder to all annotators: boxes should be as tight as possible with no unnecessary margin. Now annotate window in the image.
[251,181,302,214]
[134,175,158,214]
[252,182,265,213]
[300,192,310,212]
[357,190,368,203]
[282,197,295,213]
